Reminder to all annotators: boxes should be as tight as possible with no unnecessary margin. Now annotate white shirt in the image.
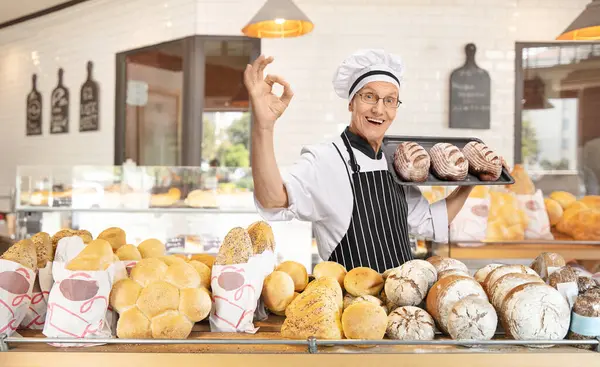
[255,134,449,262]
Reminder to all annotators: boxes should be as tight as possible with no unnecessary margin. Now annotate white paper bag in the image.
[209,251,273,333]
[20,262,53,330]
[517,190,554,240]
[252,250,276,321]
[450,197,490,246]
[0,260,36,336]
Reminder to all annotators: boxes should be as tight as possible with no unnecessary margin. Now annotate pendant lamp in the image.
[557,0,600,40]
[242,0,314,38]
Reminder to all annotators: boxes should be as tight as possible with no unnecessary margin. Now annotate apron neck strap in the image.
[341,132,360,173]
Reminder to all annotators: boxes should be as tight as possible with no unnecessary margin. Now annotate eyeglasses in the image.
[357,92,402,109]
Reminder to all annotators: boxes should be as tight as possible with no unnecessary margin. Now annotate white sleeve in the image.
[404,186,449,243]
[254,145,329,223]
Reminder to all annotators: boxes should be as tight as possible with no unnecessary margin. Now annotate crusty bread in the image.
[429,143,468,181]
[262,271,296,313]
[473,264,503,285]
[276,261,309,292]
[151,310,193,339]
[110,278,143,314]
[188,260,211,289]
[164,262,201,289]
[136,280,179,319]
[30,232,52,268]
[547,266,578,289]
[66,239,114,271]
[483,264,539,294]
[97,227,127,251]
[215,227,253,265]
[386,306,435,340]
[137,239,166,259]
[393,142,431,182]
[426,256,469,275]
[397,259,437,290]
[567,290,600,349]
[116,306,152,339]
[1,238,37,271]
[530,252,565,281]
[130,258,169,288]
[341,302,387,340]
[577,276,598,295]
[344,267,384,297]
[488,273,543,309]
[447,295,497,342]
[313,261,347,289]
[247,221,275,254]
[437,269,469,280]
[385,268,428,307]
[462,141,502,181]
[116,244,142,261]
[178,287,212,322]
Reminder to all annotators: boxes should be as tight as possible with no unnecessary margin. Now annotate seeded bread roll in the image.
[567,290,600,349]
[462,141,502,181]
[215,227,253,265]
[386,306,435,340]
[51,229,89,254]
[530,252,565,281]
[547,266,578,289]
[247,221,275,254]
[30,232,52,268]
[577,276,598,295]
[344,267,384,297]
[0,239,37,271]
[429,143,468,181]
[393,142,431,182]
[343,294,387,313]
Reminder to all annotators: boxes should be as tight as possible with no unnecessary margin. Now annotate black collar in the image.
[343,127,383,160]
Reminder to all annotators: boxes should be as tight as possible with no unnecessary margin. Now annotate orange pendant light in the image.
[557,0,600,40]
[242,0,314,38]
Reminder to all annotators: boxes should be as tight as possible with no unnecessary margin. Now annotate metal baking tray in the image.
[382,135,515,186]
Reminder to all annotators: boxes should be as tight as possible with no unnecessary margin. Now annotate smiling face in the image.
[348,81,399,151]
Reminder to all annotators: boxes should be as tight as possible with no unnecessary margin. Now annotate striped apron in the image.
[328,132,413,273]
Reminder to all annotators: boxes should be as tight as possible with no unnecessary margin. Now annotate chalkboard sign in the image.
[165,236,185,251]
[79,61,100,132]
[449,44,491,130]
[50,68,69,134]
[26,74,42,136]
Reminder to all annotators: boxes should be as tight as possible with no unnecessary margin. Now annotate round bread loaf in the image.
[429,143,468,181]
[489,273,544,309]
[276,261,309,292]
[116,244,142,261]
[130,258,169,288]
[447,295,497,342]
[116,306,152,339]
[462,141,502,181]
[483,265,539,294]
[344,267,384,297]
[262,271,296,312]
[137,239,166,259]
[385,269,428,307]
[474,264,503,285]
[425,275,488,334]
[530,252,565,281]
[577,276,598,295]
[426,256,469,275]
[341,302,387,340]
[188,260,211,289]
[178,287,212,322]
[393,142,431,182]
[397,259,437,290]
[437,269,469,281]
[386,306,435,340]
[548,266,578,289]
[313,261,347,289]
[379,289,398,314]
[110,278,143,314]
[568,291,600,349]
[151,310,193,339]
[501,283,570,345]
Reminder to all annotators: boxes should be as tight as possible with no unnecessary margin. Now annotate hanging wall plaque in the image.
[79,61,100,132]
[26,74,42,136]
[50,68,69,134]
[449,43,491,129]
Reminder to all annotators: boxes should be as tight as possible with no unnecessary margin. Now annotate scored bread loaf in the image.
[447,295,497,342]
[426,256,469,275]
[474,264,503,285]
[385,267,428,307]
[386,306,435,340]
[462,141,502,181]
[501,283,570,345]
[437,269,469,281]
[530,252,565,281]
[429,143,468,181]
[567,289,600,349]
[489,273,544,309]
[393,142,431,182]
[215,227,253,265]
[483,264,539,293]
[396,259,438,290]
[344,267,384,297]
[276,261,308,292]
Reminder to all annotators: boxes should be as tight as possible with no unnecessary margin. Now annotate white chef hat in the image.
[332,49,404,101]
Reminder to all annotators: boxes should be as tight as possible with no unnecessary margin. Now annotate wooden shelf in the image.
[449,242,600,260]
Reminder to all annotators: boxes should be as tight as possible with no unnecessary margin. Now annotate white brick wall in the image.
[0,0,589,203]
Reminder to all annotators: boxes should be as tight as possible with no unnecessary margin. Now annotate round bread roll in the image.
[548,266,578,289]
[474,264,503,284]
[489,273,544,309]
[385,269,428,307]
[396,259,437,290]
[386,306,435,340]
[116,306,152,339]
[116,244,142,261]
[426,256,469,275]
[98,227,127,251]
[447,295,497,342]
[130,258,169,288]
[136,281,179,319]
[549,191,576,210]
[262,271,296,312]
[276,261,309,292]
[151,310,193,339]
[159,255,187,266]
[344,267,384,297]
[164,262,201,289]
[190,254,216,269]
[343,294,386,312]
[341,302,387,340]
[425,275,487,334]
[138,239,166,259]
[313,261,347,289]
[188,260,211,289]
[178,287,212,322]
[271,292,299,316]
[544,198,563,226]
[437,269,469,280]
[483,264,539,293]
[110,278,143,313]
[530,252,565,281]
[501,283,570,345]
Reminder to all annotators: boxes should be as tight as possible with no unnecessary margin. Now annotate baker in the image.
[246,49,478,273]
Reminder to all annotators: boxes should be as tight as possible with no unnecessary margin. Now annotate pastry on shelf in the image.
[184,189,218,208]
[549,191,577,210]
[150,188,181,207]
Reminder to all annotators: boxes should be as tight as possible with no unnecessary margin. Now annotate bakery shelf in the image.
[14,206,258,214]
[447,240,600,261]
